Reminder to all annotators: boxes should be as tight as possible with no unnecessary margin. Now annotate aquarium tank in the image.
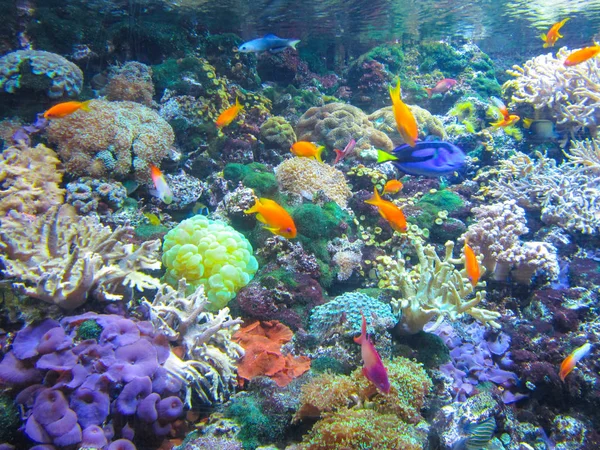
[1,0,600,448]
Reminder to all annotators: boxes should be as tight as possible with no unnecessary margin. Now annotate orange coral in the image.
[233,320,310,387]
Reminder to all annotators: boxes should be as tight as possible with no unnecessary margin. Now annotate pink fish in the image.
[354,311,390,393]
[426,78,457,98]
[333,138,356,165]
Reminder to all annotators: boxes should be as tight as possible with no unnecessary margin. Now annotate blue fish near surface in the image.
[238,34,300,53]
[377,141,466,177]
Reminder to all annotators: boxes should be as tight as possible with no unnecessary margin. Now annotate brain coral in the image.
[106,61,155,107]
[274,157,352,208]
[296,102,393,152]
[260,116,296,151]
[368,105,447,146]
[45,100,174,182]
[0,50,83,98]
[162,215,259,311]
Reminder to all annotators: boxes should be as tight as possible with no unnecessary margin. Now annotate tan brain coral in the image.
[45,99,174,182]
[296,102,393,152]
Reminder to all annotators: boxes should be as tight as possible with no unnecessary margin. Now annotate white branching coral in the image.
[377,240,500,335]
[143,279,243,405]
[0,205,161,310]
[462,201,559,284]
[503,47,600,134]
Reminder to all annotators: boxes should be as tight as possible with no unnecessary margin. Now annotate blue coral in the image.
[66,177,128,214]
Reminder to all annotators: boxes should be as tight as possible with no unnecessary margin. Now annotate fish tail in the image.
[235,96,244,111]
[79,100,93,111]
[559,355,575,381]
[315,145,326,163]
[389,79,401,103]
[244,197,261,214]
[540,33,547,43]
[376,149,398,164]
[289,39,301,49]
[426,88,433,98]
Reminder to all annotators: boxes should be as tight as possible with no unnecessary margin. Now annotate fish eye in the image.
[286,227,292,232]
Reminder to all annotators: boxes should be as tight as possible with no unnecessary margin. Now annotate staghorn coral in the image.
[143,279,243,404]
[377,240,500,335]
[45,99,174,183]
[275,157,352,208]
[295,102,393,152]
[0,50,83,98]
[368,104,447,146]
[461,201,559,284]
[0,142,64,216]
[503,47,600,134]
[0,205,162,310]
[106,61,155,107]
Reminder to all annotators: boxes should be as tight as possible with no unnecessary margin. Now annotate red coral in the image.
[233,321,310,387]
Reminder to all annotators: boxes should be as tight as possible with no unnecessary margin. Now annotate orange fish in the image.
[564,45,600,66]
[290,141,325,162]
[382,179,403,195]
[559,342,592,381]
[216,96,244,128]
[389,79,418,147]
[364,187,407,232]
[43,100,92,119]
[244,197,297,239]
[150,165,173,204]
[464,240,481,287]
[540,18,569,48]
[489,97,520,128]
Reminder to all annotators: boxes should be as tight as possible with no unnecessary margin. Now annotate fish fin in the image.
[426,88,433,98]
[263,226,280,235]
[244,197,262,214]
[289,39,301,50]
[389,79,401,102]
[376,149,398,163]
[235,96,244,111]
[523,118,533,129]
[263,33,279,39]
[315,145,325,163]
[540,33,547,42]
[269,46,287,54]
[79,100,93,111]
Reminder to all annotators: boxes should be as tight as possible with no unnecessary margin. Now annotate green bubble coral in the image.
[162,215,259,311]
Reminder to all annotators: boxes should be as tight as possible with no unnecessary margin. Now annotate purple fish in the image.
[334,138,356,165]
[354,311,390,394]
[377,141,465,177]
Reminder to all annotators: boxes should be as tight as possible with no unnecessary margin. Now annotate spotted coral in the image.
[45,99,174,183]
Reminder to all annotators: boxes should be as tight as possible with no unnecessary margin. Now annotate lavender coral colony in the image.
[2,6,600,450]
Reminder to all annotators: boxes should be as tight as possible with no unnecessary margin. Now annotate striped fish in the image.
[465,416,496,450]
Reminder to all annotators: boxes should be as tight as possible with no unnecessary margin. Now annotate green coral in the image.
[223,163,278,197]
[76,320,103,341]
[419,189,464,212]
[162,215,259,311]
[418,42,468,76]
[0,395,20,443]
[311,356,346,374]
[260,116,297,152]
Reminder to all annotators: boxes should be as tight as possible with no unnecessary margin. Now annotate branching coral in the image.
[0,142,64,216]
[143,279,243,404]
[275,157,352,208]
[0,205,162,310]
[377,240,500,335]
[45,99,174,182]
[295,102,393,152]
[503,47,600,134]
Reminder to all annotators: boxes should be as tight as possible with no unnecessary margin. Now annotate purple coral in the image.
[70,388,110,428]
[116,377,152,415]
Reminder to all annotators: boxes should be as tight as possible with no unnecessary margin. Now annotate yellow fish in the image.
[216,96,244,128]
[389,79,418,147]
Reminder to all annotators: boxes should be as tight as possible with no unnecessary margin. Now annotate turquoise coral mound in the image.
[162,215,259,311]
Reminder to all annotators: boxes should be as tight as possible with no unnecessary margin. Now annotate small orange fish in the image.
[150,165,173,204]
[490,97,520,127]
[564,45,600,66]
[364,187,407,232]
[382,179,403,195]
[216,96,244,128]
[290,141,325,162]
[559,342,592,381]
[244,197,297,239]
[389,79,418,147]
[43,100,92,119]
[464,240,481,287]
[540,18,569,48]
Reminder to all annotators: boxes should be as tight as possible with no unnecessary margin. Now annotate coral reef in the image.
[461,200,559,284]
[295,102,393,153]
[45,99,174,183]
[162,214,259,311]
[106,61,155,107]
[0,49,83,98]
[0,205,162,310]
[376,239,500,334]
[0,142,64,216]
[503,47,600,134]
[275,157,352,207]
[66,177,128,214]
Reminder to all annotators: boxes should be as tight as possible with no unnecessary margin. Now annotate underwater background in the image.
[3,0,600,449]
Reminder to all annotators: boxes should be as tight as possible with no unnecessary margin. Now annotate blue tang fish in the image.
[377,141,466,177]
[238,34,300,53]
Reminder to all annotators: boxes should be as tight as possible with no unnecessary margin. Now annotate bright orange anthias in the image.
[490,97,520,127]
[540,18,569,48]
[364,187,407,233]
[354,311,390,394]
[463,240,481,287]
[564,45,600,66]
[389,79,418,147]
[290,141,325,162]
[43,100,92,119]
[216,96,244,128]
[244,197,297,239]
[382,179,403,195]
